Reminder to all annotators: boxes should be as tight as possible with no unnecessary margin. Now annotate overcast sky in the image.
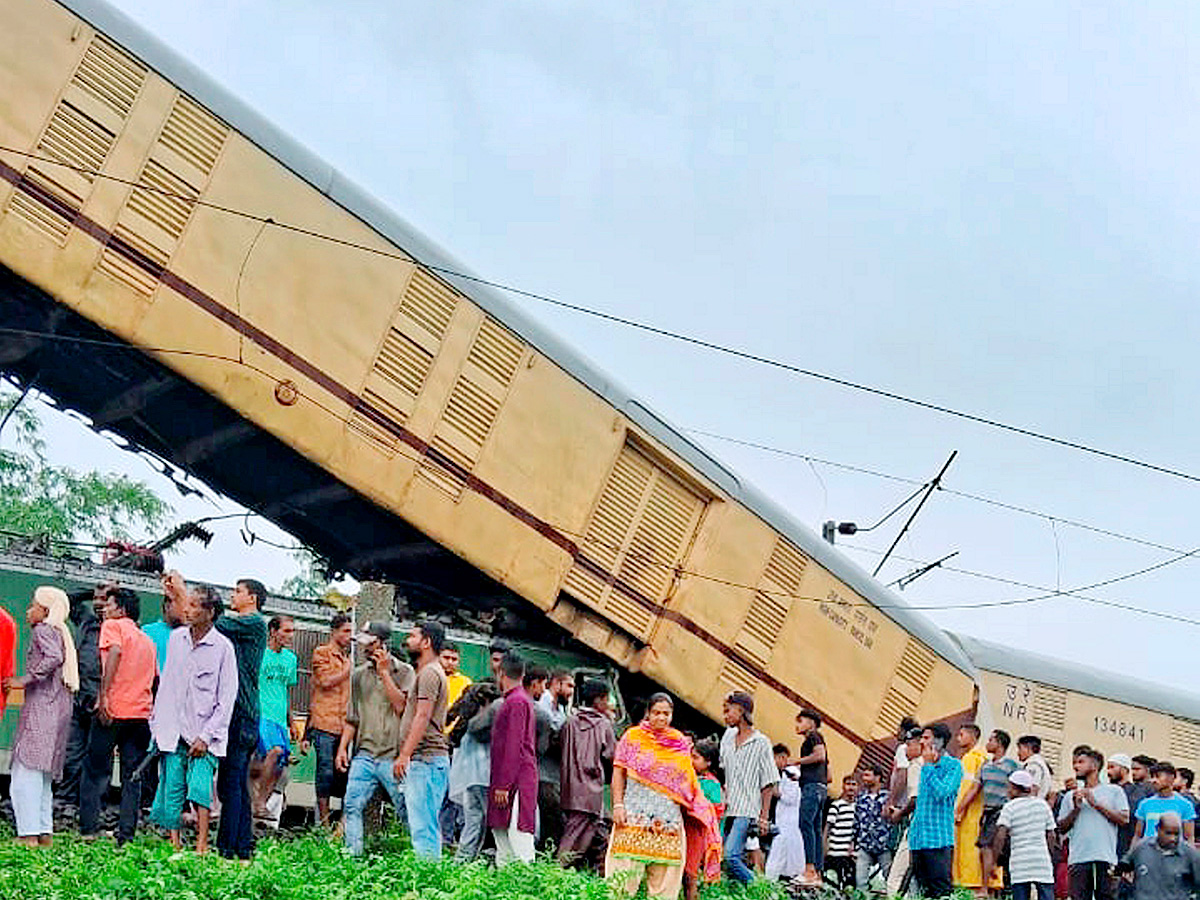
[22,0,1200,693]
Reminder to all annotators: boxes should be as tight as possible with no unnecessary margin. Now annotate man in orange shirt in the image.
[79,587,157,845]
[305,613,353,825]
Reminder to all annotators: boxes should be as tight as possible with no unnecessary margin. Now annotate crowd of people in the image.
[2,578,1200,900]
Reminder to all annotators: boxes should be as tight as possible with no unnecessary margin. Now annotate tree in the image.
[0,391,170,545]
[279,547,329,600]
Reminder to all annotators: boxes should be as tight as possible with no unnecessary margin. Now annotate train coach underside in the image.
[0,263,567,640]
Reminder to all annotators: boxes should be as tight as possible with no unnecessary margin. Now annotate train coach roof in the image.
[951,632,1200,724]
[54,0,975,677]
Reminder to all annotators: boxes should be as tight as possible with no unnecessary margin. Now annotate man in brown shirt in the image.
[393,620,450,859]
[304,613,353,825]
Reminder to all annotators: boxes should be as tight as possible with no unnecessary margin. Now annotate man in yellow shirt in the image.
[953,723,989,892]
[441,643,472,709]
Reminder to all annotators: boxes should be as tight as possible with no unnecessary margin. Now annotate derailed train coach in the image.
[0,0,982,777]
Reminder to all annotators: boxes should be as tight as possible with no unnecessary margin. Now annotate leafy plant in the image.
[0,829,796,900]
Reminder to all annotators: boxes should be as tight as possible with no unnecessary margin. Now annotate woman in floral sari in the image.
[606,693,722,899]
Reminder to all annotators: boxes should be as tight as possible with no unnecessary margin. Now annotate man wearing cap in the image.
[903,723,963,899]
[1118,811,1200,900]
[1106,753,1138,859]
[336,621,415,856]
[719,691,779,885]
[793,707,829,884]
[1059,748,1128,900]
[995,769,1057,900]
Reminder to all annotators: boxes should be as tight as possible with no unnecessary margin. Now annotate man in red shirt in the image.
[79,587,157,845]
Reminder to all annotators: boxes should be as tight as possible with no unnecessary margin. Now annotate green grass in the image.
[0,828,796,900]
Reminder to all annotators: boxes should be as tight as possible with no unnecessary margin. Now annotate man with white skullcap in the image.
[995,769,1056,900]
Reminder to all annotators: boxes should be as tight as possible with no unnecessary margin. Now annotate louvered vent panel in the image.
[731,539,808,668]
[563,445,706,639]
[718,659,758,696]
[373,329,433,405]
[739,591,790,652]
[354,270,455,440]
[4,171,80,244]
[895,639,935,694]
[71,36,145,119]
[762,539,808,595]
[439,378,502,450]
[1040,737,1063,778]
[37,102,115,178]
[418,317,524,498]
[1031,686,1067,733]
[471,319,523,384]
[605,591,655,639]
[157,95,226,176]
[6,36,142,244]
[1171,721,1200,762]
[875,685,915,735]
[563,451,651,607]
[346,389,408,456]
[872,639,935,739]
[96,224,166,294]
[94,89,225,295]
[400,269,457,339]
[617,472,703,603]
[124,159,197,244]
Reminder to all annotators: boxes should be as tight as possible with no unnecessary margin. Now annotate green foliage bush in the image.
[0,829,794,900]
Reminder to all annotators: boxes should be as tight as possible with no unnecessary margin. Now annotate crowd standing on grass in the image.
[7,579,1200,900]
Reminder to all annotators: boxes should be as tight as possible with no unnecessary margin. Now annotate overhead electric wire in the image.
[686,427,1189,556]
[3,144,1200,486]
[843,542,1200,626]
[3,324,1200,627]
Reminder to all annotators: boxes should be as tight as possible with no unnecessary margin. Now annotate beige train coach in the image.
[0,0,980,774]
[953,633,1200,786]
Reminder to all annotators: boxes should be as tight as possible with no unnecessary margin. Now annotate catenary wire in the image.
[685,427,1188,556]
[3,144,1200,486]
[2,327,1199,623]
[842,543,1200,626]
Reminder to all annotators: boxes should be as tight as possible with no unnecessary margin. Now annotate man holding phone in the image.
[337,621,414,857]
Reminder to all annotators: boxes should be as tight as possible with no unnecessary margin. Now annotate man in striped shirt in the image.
[719,691,779,885]
[904,723,963,899]
[995,769,1056,900]
[824,775,857,888]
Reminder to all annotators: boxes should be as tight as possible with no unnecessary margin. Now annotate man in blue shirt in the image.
[899,722,963,899]
[142,587,187,674]
[1134,762,1196,844]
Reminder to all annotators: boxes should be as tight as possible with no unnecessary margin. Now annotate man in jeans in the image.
[79,587,157,844]
[794,707,829,884]
[164,572,266,860]
[718,691,778,884]
[305,613,353,825]
[1058,747,1129,900]
[392,621,450,859]
[213,576,268,860]
[338,621,414,856]
[855,764,892,893]
[903,723,963,899]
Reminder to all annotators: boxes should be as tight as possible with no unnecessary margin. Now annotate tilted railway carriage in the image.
[0,0,979,776]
